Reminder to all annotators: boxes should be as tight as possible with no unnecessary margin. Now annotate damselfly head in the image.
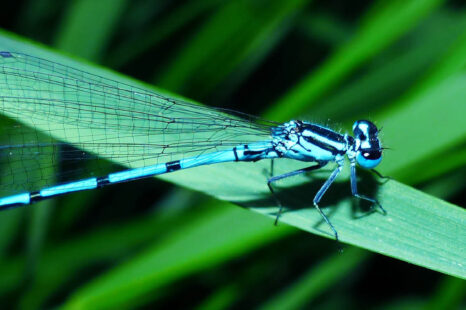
[352,120,382,169]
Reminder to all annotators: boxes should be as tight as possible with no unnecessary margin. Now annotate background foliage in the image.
[0,0,464,309]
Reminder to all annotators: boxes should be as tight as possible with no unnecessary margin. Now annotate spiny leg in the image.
[351,164,387,214]
[267,162,326,225]
[313,164,343,241]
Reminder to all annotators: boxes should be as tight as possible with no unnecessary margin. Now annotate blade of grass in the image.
[251,179,465,278]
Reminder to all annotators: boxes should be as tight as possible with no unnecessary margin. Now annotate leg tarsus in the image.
[314,202,339,241]
[371,169,391,182]
[354,193,387,215]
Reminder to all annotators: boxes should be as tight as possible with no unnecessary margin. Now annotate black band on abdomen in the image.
[166,161,181,172]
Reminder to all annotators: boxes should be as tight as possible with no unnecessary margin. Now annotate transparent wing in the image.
[0,52,275,194]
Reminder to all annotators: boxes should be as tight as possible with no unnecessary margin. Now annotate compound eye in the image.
[357,150,382,169]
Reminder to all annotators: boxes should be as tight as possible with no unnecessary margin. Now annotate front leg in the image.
[350,163,387,214]
[267,162,326,225]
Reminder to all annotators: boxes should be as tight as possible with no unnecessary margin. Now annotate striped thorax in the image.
[272,119,382,170]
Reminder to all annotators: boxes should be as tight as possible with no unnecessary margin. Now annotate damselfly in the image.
[0,51,385,240]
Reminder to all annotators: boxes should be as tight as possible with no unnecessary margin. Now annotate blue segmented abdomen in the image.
[0,141,277,208]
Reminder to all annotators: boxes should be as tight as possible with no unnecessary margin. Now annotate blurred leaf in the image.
[63,203,291,309]
[107,0,224,68]
[24,200,53,281]
[298,12,353,46]
[259,247,369,310]
[425,276,465,310]
[265,0,445,121]
[421,166,466,199]
[18,0,67,37]
[306,10,466,122]
[54,0,128,60]
[195,285,238,310]
[156,0,310,97]
[0,201,210,307]
[397,143,466,185]
[378,72,466,176]
[0,208,23,255]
